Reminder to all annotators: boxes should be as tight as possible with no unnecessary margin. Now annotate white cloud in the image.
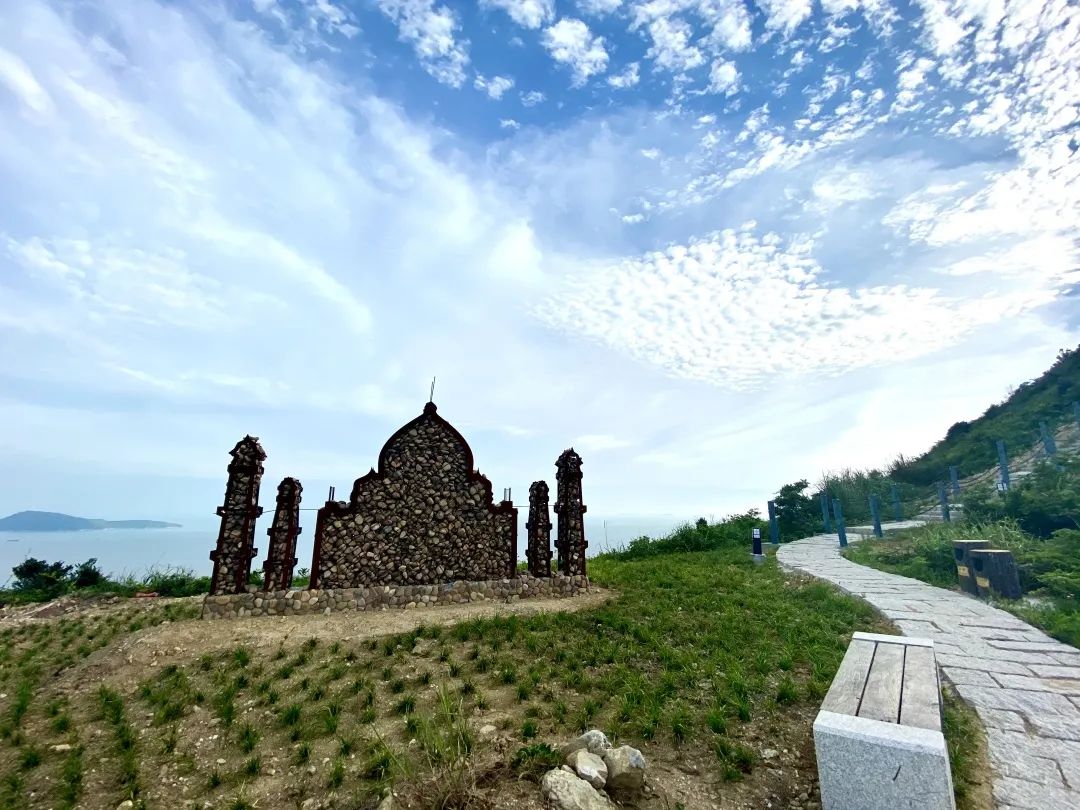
[757,0,813,34]
[0,47,54,115]
[608,62,640,88]
[520,89,546,106]
[701,0,754,52]
[707,59,739,94]
[537,226,1065,391]
[500,118,520,129]
[577,0,624,15]
[474,73,515,99]
[541,18,609,86]
[482,0,555,29]
[375,0,470,87]
[645,16,705,72]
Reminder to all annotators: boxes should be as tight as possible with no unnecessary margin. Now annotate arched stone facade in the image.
[310,402,517,588]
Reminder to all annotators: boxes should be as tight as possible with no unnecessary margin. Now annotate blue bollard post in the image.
[820,492,832,533]
[891,483,902,522]
[767,500,779,545]
[939,482,951,522]
[996,440,1010,490]
[1040,421,1058,456]
[869,494,883,538]
[949,466,960,496]
[832,499,847,548]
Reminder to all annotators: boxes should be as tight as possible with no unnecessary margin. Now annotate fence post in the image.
[832,499,847,548]
[996,440,1010,489]
[939,482,951,522]
[949,466,960,496]
[891,483,902,522]
[767,500,779,545]
[820,491,833,533]
[1039,421,1058,457]
[869,494,883,538]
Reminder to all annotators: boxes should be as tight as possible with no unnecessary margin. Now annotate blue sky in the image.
[0,0,1077,527]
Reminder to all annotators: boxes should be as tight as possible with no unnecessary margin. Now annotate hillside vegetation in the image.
[791,345,1080,526]
[889,345,1080,487]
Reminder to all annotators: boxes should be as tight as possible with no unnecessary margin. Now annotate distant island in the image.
[0,511,182,532]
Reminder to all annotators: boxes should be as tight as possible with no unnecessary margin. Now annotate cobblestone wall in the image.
[209,436,266,595]
[262,477,303,591]
[526,480,553,577]
[202,574,588,619]
[311,402,517,588]
[555,448,587,577]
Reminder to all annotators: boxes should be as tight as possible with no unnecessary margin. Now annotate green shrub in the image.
[606,511,765,561]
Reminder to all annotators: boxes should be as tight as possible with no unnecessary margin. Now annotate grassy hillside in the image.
[890,345,1080,487]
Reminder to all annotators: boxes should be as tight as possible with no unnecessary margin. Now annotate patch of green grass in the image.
[98,685,140,801]
[57,746,83,809]
[943,687,991,810]
[238,722,259,753]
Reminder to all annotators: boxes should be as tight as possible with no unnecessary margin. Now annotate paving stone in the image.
[991,673,1080,696]
[993,775,1077,810]
[988,641,1073,654]
[1024,713,1080,742]
[953,684,1078,717]
[1029,665,1080,680]
[986,732,1065,787]
[941,667,999,688]
[974,706,1026,732]
[936,653,1034,677]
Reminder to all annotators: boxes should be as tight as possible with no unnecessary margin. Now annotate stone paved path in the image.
[777,531,1080,810]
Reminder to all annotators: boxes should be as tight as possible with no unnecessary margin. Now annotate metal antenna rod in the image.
[429,376,436,403]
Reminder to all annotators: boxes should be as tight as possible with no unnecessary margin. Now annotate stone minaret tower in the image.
[262,477,303,591]
[554,448,587,577]
[209,436,266,595]
[526,480,553,577]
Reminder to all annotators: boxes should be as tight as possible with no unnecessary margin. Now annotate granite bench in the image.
[813,632,955,810]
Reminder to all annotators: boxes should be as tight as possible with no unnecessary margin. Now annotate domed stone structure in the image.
[310,402,518,588]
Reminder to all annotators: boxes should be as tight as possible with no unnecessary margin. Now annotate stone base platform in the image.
[201,574,589,619]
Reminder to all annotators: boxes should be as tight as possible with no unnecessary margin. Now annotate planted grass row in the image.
[0,605,195,808]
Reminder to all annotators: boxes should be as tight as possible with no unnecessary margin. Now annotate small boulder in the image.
[566,749,607,790]
[603,745,646,797]
[540,769,612,810]
[560,729,612,758]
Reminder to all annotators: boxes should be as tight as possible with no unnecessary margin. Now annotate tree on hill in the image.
[773,480,820,542]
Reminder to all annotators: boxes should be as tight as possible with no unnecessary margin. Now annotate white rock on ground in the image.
[603,745,646,797]
[566,749,608,790]
[560,728,612,758]
[541,769,612,810]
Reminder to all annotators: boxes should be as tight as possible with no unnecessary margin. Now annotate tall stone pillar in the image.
[262,477,303,591]
[526,480,553,577]
[554,448,587,577]
[209,436,266,595]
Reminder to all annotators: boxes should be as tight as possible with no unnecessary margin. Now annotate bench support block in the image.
[814,711,955,810]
